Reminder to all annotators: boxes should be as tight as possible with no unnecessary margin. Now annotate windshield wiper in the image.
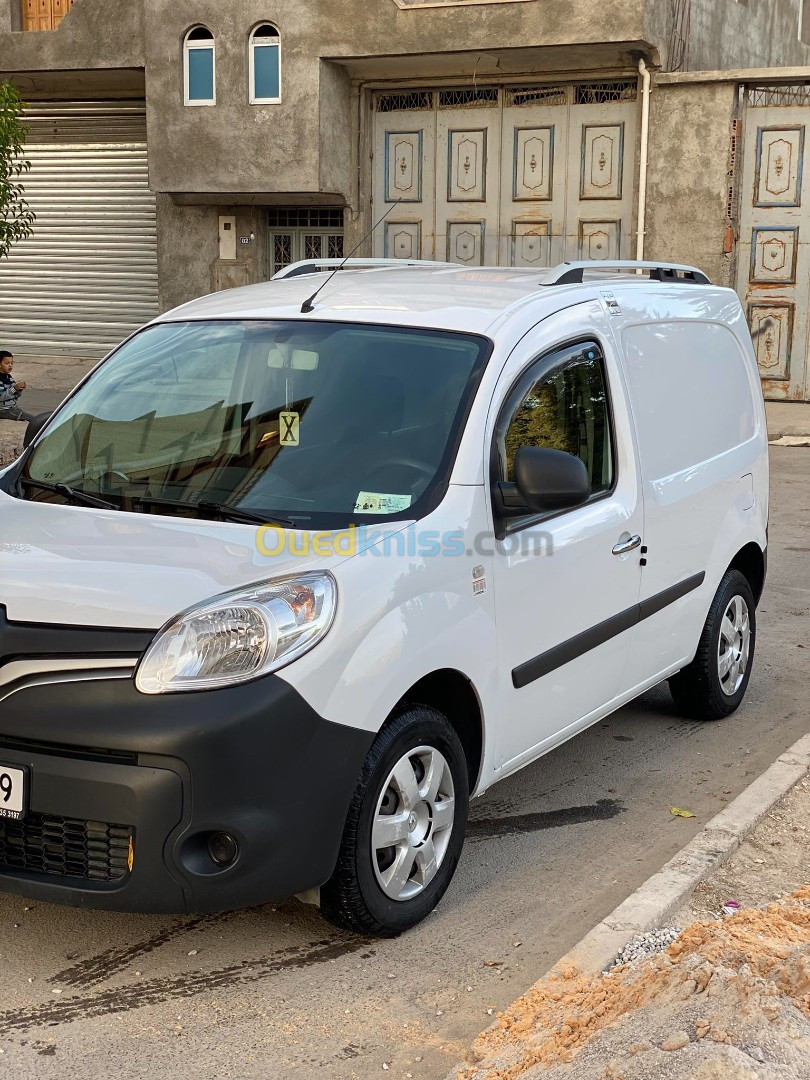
[199,501,295,527]
[133,495,294,528]
[19,477,120,511]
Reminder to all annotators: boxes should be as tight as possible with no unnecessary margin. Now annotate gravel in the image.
[607,927,682,970]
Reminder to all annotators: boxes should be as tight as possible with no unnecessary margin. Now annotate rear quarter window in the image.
[621,322,757,480]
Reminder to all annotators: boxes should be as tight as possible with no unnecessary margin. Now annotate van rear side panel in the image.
[609,287,768,690]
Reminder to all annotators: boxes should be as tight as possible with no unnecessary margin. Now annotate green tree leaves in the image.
[0,81,35,260]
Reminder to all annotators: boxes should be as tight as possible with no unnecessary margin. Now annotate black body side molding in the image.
[512,573,706,689]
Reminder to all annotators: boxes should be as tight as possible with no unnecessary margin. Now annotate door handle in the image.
[612,534,642,556]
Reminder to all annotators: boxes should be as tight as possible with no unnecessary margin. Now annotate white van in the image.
[0,260,768,935]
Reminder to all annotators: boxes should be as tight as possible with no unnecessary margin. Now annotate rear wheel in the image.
[668,569,756,721]
[320,706,469,936]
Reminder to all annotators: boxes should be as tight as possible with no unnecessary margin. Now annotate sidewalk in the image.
[766,401,810,443]
[458,769,810,1080]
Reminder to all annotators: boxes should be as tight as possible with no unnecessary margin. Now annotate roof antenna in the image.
[300,199,401,314]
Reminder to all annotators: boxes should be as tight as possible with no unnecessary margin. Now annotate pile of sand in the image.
[461,887,810,1080]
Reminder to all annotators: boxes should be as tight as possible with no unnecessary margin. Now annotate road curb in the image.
[448,731,810,1078]
[553,731,810,977]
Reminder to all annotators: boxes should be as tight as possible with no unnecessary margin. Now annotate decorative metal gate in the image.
[268,208,344,276]
[737,85,810,401]
[372,81,638,267]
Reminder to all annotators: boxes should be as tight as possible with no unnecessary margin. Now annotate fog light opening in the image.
[207,831,239,868]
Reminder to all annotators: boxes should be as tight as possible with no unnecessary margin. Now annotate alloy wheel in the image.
[372,746,456,902]
[718,594,751,696]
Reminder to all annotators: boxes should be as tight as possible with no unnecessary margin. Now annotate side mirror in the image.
[22,412,53,450]
[514,446,591,514]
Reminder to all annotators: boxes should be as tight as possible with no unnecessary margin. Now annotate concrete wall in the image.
[0,0,15,32]
[2,0,808,314]
[645,0,810,71]
[0,0,22,32]
[318,61,353,198]
[644,80,737,287]
[0,0,144,72]
[155,197,273,312]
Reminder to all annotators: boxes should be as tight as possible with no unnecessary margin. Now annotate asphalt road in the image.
[0,447,808,1080]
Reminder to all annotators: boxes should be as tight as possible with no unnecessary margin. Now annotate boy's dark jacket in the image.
[0,372,20,409]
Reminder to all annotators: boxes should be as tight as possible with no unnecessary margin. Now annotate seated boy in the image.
[0,351,33,423]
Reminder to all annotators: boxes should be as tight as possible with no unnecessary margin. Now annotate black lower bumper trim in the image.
[0,672,373,913]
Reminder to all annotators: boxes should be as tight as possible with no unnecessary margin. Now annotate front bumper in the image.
[0,669,373,913]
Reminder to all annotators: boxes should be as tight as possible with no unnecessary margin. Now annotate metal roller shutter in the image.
[0,101,159,358]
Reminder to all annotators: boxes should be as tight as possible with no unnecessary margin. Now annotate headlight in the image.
[135,572,336,694]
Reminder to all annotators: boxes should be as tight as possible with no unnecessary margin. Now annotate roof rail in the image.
[273,258,455,280]
[542,260,711,286]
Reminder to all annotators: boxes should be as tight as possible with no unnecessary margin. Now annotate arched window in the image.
[184,26,216,106]
[249,24,281,104]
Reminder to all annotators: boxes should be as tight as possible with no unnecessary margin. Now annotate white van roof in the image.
[155,260,720,338]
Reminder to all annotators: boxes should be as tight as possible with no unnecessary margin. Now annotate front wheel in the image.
[320,706,469,936]
[668,568,756,721]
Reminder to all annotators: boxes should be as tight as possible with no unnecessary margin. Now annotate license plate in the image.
[0,764,27,821]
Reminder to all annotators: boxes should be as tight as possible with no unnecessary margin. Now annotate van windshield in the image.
[22,320,490,529]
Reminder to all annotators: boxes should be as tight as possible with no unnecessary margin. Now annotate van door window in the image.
[498,341,614,500]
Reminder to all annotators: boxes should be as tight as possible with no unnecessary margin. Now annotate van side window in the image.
[501,342,614,496]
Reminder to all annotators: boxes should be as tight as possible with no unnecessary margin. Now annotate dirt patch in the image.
[461,777,810,1080]
[0,421,24,466]
[677,775,810,924]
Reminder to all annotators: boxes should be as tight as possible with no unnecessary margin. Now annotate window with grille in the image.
[574,81,637,105]
[270,222,345,276]
[438,88,499,109]
[267,208,344,228]
[748,84,810,107]
[375,92,434,113]
[273,234,293,277]
[505,85,568,108]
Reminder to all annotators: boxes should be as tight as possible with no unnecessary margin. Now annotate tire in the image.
[320,706,469,937]
[668,569,756,721]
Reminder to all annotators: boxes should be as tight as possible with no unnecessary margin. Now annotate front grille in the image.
[0,813,132,883]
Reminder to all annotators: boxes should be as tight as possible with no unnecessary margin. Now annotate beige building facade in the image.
[1,0,810,399]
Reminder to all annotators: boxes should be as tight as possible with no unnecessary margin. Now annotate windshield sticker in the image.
[354,491,413,515]
[279,411,300,446]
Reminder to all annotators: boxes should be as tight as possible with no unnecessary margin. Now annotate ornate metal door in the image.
[433,89,502,266]
[268,208,344,276]
[372,81,638,267]
[565,83,637,263]
[372,92,437,261]
[737,86,810,402]
[498,85,568,267]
